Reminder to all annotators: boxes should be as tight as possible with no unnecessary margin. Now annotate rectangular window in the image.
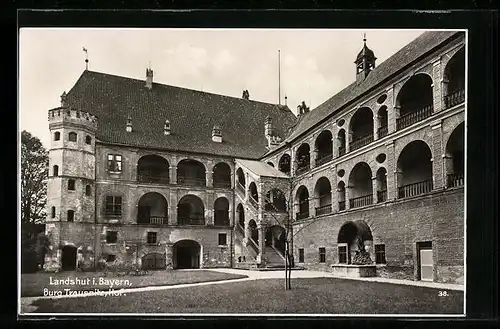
[298,248,305,263]
[105,196,122,216]
[106,231,118,244]
[375,244,386,264]
[67,179,75,191]
[107,154,122,172]
[147,232,157,244]
[338,245,348,264]
[319,247,326,263]
[67,210,74,222]
[218,233,227,246]
[106,254,116,262]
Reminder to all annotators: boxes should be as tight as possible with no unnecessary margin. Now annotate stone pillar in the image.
[391,105,400,133]
[386,141,396,200]
[372,176,378,203]
[333,136,339,158]
[431,121,444,190]
[331,169,338,212]
[311,148,317,169]
[206,193,214,226]
[373,113,380,140]
[169,165,177,185]
[385,86,395,134]
[309,194,315,218]
[346,131,352,153]
[257,223,265,264]
[432,58,443,113]
[443,154,453,188]
[230,170,235,189]
[165,243,173,269]
[169,192,178,225]
[345,186,351,210]
[290,147,296,177]
[206,170,213,188]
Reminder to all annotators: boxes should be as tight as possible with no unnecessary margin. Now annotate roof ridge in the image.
[79,69,290,110]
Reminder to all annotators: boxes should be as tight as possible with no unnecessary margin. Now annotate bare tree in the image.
[21,130,48,224]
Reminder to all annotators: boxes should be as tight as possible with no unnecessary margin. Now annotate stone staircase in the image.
[264,246,285,268]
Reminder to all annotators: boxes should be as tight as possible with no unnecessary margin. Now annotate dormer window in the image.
[212,125,222,143]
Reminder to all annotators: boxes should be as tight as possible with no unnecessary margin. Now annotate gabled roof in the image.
[265,31,463,157]
[64,71,297,159]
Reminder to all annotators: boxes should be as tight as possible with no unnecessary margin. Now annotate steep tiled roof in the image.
[64,71,297,159]
[266,31,462,156]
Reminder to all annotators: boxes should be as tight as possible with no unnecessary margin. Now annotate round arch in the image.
[295,143,311,173]
[236,203,245,228]
[248,219,258,243]
[348,162,373,208]
[213,162,231,188]
[315,130,333,164]
[214,197,230,226]
[249,182,259,202]
[177,194,205,225]
[443,47,465,106]
[314,177,332,214]
[137,155,170,184]
[172,240,201,269]
[395,73,434,129]
[337,220,374,264]
[444,122,465,188]
[177,159,206,186]
[349,107,374,150]
[137,192,168,224]
[396,140,433,198]
[278,154,291,175]
[295,185,310,220]
[236,167,246,187]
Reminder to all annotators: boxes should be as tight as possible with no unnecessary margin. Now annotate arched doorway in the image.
[337,220,373,265]
[295,185,309,220]
[248,219,258,243]
[173,240,201,269]
[265,225,286,256]
[141,253,166,270]
[61,245,77,271]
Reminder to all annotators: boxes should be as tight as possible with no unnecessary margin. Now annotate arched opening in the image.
[337,181,346,211]
[315,130,333,166]
[54,131,60,141]
[337,220,373,264]
[53,165,59,177]
[445,122,465,187]
[377,106,388,138]
[396,74,434,130]
[397,140,433,198]
[376,168,388,203]
[267,162,275,167]
[137,155,170,184]
[295,144,311,174]
[68,132,77,142]
[61,245,77,271]
[85,135,92,145]
[444,48,465,108]
[214,197,230,226]
[265,225,286,257]
[337,129,346,157]
[173,240,201,269]
[213,162,231,188]
[314,177,332,216]
[264,188,287,212]
[141,253,166,270]
[236,168,246,194]
[278,154,291,175]
[295,186,309,220]
[348,162,373,208]
[177,195,205,225]
[248,219,258,244]
[349,107,374,151]
[137,192,168,225]
[249,182,259,208]
[177,159,206,187]
[236,203,245,228]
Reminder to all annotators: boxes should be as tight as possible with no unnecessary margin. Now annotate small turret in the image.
[355,34,377,82]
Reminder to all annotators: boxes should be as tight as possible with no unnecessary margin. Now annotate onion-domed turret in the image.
[355,34,377,82]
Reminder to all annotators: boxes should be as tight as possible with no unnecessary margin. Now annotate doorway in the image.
[417,241,433,281]
[174,240,201,269]
[61,245,77,271]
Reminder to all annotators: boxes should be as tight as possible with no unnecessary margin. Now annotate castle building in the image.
[43,30,465,284]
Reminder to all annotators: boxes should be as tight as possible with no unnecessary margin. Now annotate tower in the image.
[355,34,377,82]
[43,92,98,272]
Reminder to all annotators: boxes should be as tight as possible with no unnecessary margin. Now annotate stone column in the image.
[372,176,378,203]
[206,193,214,226]
[311,148,317,169]
[345,185,351,210]
[373,113,380,140]
[385,141,396,200]
[230,170,235,189]
[385,86,395,134]
[206,170,213,188]
[346,131,352,153]
[169,164,177,185]
[431,121,444,190]
[290,147,296,177]
[169,192,178,225]
[443,154,453,188]
[333,136,339,158]
[165,243,173,269]
[331,168,338,212]
[432,58,443,113]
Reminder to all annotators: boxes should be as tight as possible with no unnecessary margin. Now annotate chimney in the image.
[60,91,67,107]
[242,90,250,100]
[145,68,153,90]
[164,120,171,135]
[265,116,281,148]
[212,124,222,143]
[126,115,132,132]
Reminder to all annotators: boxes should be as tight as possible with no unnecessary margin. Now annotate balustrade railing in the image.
[396,104,433,130]
[315,154,333,166]
[137,171,170,184]
[214,180,231,189]
[178,216,205,225]
[444,88,465,109]
[398,180,433,199]
[378,126,388,138]
[236,181,245,194]
[295,164,310,175]
[349,134,374,152]
[137,216,169,225]
[338,201,346,211]
[249,196,259,209]
[247,237,259,254]
[447,173,464,188]
[177,176,206,187]
[235,223,245,236]
[377,190,387,203]
[349,194,373,209]
[315,204,332,216]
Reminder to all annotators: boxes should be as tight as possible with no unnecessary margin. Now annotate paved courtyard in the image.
[20,268,464,315]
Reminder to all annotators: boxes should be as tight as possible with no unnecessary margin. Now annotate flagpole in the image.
[278,50,281,105]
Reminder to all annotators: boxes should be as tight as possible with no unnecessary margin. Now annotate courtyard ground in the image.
[20,269,248,297]
[26,274,464,315]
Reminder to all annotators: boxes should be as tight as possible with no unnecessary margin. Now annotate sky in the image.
[19,28,426,148]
